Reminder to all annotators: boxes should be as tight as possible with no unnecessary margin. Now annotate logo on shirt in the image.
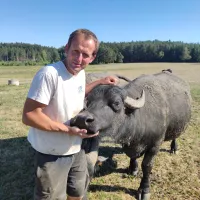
[78,86,83,93]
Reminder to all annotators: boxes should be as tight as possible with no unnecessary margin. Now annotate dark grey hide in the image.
[80,73,131,200]
[72,71,192,200]
[84,73,131,177]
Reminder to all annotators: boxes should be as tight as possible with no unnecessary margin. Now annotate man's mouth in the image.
[73,63,81,67]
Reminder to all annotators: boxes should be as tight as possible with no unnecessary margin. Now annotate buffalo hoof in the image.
[137,189,151,200]
[133,169,138,176]
[127,168,138,176]
[130,169,138,176]
[170,150,179,155]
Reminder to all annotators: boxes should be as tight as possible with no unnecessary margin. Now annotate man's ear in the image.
[90,54,96,63]
[65,44,69,54]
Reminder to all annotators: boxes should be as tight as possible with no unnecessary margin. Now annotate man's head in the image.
[64,29,99,75]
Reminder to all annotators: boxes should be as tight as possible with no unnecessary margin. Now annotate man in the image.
[22,29,118,200]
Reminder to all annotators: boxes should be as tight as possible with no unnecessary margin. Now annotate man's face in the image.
[65,35,96,75]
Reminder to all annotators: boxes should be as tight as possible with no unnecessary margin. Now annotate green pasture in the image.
[0,63,200,200]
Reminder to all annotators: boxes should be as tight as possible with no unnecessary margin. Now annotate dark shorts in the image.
[34,149,89,200]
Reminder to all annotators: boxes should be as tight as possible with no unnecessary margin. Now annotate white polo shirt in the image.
[27,61,85,155]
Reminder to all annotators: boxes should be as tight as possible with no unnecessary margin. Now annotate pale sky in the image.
[1,0,200,48]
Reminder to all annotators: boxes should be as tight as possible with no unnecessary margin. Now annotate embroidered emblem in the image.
[78,86,83,93]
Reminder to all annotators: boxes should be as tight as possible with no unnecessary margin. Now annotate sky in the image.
[1,0,200,48]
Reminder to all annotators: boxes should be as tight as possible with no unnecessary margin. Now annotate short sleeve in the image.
[27,69,56,105]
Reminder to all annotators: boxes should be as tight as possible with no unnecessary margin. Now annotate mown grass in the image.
[0,63,200,200]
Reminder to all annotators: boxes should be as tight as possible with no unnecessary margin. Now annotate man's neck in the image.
[62,59,76,75]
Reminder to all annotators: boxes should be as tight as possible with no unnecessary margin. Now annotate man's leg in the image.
[67,150,89,200]
[34,150,73,200]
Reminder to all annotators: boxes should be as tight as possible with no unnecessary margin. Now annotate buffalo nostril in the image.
[85,117,94,123]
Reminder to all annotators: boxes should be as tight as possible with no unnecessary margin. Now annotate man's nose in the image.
[76,52,83,61]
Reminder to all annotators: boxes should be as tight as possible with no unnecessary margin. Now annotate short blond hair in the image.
[67,29,99,56]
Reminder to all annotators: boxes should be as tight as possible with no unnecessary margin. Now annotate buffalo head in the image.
[70,85,145,135]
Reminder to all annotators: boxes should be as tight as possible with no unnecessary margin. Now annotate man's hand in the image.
[85,75,119,95]
[101,76,119,85]
[68,126,99,138]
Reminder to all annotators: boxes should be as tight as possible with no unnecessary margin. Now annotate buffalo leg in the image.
[82,137,100,200]
[138,147,159,200]
[170,139,178,154]
[128,158,138,176]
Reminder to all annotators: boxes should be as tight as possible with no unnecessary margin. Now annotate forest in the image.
[0,40,200,66]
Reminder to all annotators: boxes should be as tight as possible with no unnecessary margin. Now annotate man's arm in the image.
[22,98,98,138]
[22,98,69,132]
[85,75,119,95]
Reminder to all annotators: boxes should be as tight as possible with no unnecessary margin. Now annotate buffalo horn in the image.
[124,90,145,109]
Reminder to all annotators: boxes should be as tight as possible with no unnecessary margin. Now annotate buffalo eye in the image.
[111,100,122,112]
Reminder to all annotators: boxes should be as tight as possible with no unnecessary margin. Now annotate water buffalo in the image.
[84,73,131,178]
[71,70,192,200]
[86,72,131,85]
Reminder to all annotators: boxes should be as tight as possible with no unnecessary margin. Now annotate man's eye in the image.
[83,53,89,58]
[73,50,79,55]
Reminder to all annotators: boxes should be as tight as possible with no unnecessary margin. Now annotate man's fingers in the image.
[108,77,119,85]
[80,131,99,138]
[80,129,87,134]
[93,131,99,136]
[85,131,99,138]
[78,129,87,137]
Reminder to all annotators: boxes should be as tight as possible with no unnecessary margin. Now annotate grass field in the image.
[0,63,200,200]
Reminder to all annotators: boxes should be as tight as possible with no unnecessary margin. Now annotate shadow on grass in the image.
[89,184,138,198]
[0,137,125,200]
[3,138,167,199]
[0,137,34,200]
[95,145,173,177]
[94,145,128,177]
[159,148,171,153]
[98,145,123,157]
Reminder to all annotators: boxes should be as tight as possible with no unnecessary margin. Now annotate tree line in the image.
[0,43,60,66]
[0,40,200,66]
